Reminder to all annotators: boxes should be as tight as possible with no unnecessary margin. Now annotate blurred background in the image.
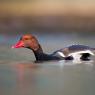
[0,0,95,34]
[0,0,95,61]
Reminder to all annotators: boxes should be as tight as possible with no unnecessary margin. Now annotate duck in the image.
[12,34,95,61]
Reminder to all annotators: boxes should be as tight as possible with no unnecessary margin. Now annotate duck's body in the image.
[53,45,95,61]
[33,49,73,61]
[12,34,95,61]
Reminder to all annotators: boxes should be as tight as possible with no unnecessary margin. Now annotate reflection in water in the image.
[15,63,39,95]
[0,61,95,95]
[16,63,40,82]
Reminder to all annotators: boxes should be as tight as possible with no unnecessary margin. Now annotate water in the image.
[0,31,95,95]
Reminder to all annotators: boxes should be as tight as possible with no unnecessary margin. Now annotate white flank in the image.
[69,50,94,56]
[68,50,94,61]
[57,52,65,57]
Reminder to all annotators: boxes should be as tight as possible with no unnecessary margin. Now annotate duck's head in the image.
[12,34,40,51]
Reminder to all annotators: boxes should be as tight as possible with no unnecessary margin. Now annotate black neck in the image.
[28,44,61,61]
[33,45,46,61]
[33,50,47,61]
[28,44,48,61]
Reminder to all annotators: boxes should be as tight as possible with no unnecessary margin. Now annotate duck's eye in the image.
[24,38,29,40]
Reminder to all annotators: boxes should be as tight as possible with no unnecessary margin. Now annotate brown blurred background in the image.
[0,0,95,34]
